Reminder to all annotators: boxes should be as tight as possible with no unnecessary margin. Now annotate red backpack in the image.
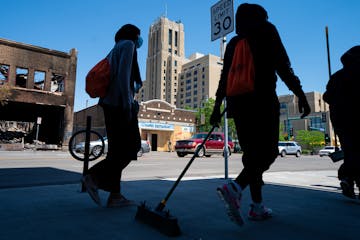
[226,39,255,96]
[85,57,111,98]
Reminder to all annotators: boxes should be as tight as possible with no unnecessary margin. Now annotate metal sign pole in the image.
[211,0,234,179]
[223,100,229,179]
[221,36,229,179]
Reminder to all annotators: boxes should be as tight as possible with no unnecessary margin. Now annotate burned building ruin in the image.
[0,38,77,149]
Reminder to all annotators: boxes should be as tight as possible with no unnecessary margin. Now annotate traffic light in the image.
[324,133,330,143]
[289,128,294,137]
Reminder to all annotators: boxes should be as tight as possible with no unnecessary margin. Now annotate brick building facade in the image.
[0,38,77,148]
[73,99,196,152]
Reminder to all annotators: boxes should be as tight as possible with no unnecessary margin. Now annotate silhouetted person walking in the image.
[210,3,310,225]
[82,24,143,207]
[323,45,360,199]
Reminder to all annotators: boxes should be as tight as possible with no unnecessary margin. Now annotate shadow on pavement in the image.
[0,167,81,189]
[0,176,359,239]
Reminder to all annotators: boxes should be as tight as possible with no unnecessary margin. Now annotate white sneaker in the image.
[248,203,272,220]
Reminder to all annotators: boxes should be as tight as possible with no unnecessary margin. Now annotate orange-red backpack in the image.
[226,39,255,96]
[85,57,111,98]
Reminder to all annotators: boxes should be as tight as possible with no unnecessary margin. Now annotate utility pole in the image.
[325,26,338,148]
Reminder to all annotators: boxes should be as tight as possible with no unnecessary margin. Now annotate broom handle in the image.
[156,109,226,211]
[325,26,338,149]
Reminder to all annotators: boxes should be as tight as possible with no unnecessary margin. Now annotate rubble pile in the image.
[0,121,34,143]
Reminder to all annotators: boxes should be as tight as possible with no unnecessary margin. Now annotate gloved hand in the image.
[210,104,222,127]
[298,94,311,118]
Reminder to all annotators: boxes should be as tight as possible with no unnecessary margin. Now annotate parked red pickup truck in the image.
[174,132,234,157]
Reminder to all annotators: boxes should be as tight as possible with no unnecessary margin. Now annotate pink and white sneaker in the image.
[248,203,272,220]
[217,180,244,226]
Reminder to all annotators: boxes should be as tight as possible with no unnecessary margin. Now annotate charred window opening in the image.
[51,73,64,92]
[0,64,9,85]
[34,71,45,90]
[16,67,28,88]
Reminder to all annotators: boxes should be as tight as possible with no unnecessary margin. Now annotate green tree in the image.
[295,130,324,154]
[195,98,237,138]
[195,98,217,132]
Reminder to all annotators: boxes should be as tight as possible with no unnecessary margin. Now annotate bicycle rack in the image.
[68,116,105,192]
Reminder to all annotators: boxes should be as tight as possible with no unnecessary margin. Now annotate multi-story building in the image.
[0,38,77,149]
[143,16,223,111]
[144,17,185,105]
[177,53,223,109]
[278,91,335,144]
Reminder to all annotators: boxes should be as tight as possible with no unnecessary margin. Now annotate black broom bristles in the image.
[135,201,181,237]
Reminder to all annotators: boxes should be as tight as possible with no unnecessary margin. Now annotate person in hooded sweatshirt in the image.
[210,3,310,225]
[82,24,143,208]
[323,46,360,200]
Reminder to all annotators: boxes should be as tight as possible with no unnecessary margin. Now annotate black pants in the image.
[336,129,360,186]
[233,100,279,203]
[88,104,140,193]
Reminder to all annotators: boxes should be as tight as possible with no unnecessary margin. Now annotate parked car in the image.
[319,146,341,157]
[138,140,151,157]
[174,132,234,157]
[75,137,150,158]
[74,136,108,157]
[278,141,302,157]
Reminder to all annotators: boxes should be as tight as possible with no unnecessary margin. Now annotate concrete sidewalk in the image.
[0,171,359,240]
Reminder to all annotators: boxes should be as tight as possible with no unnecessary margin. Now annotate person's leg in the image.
[233,105,278,196]
[106,111,140,207]
[86,105,120,192]
[216,116,254,225]
[83,105,123,207]
[339,131,357,199]
[82,104,116,205]
[241,102,278,220]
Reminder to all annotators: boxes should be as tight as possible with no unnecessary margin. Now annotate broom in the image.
[135,109,226,237]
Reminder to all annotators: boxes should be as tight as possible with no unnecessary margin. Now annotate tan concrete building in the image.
[177,53,222,109]
[278,91,335,144]
[0,38,77,148]
[143,16,223,111]
[73,100,196,152]
[138,100,196,151]
[144,17,186,105]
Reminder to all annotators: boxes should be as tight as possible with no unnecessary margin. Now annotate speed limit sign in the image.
[211,0,234,41]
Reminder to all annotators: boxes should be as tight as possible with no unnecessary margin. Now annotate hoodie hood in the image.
[235,3,268,35]
[341,46,360,68]
[114,24,140,43]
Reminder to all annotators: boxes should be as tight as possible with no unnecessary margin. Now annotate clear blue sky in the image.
[2,0,359,112]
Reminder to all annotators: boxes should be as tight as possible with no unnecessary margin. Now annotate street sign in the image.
[210,0,234,41]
